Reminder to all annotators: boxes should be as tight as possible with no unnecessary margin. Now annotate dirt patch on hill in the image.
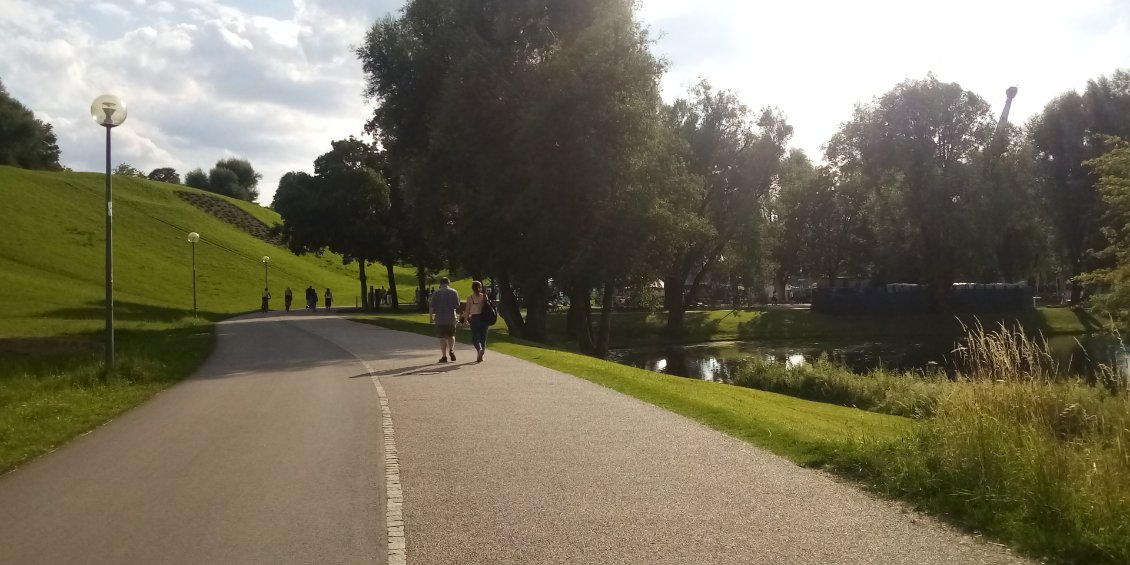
[175,190,285,246]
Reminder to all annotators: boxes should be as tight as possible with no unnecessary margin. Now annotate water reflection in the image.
[609,334,1129,383]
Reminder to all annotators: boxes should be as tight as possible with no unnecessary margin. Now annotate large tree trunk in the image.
[499,272,526,338]
[594,282,616,357]
[384,262,399,311]
[358,261,368,310]
[568,284,594,354]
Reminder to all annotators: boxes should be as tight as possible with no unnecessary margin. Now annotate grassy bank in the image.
[0,166,419,473]
[355,314,910,465]
[0,323,214,473]
[361,313,1130,563]
[533,306,1099,349]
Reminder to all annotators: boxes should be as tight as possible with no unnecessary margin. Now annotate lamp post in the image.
[90,94,127,368]
[187,232,200,318]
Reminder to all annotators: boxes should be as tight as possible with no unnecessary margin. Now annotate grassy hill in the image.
[0,166,422,339]
[0,165,445,471]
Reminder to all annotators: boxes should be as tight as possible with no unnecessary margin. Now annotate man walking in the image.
[428,277,461,363]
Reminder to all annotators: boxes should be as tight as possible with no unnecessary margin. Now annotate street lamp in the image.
[90,94,127,368]
[187,232,200,318]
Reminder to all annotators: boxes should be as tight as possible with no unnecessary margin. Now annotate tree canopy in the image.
[0,79,61,170]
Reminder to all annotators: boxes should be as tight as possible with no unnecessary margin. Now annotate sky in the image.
[2,0,1128,205]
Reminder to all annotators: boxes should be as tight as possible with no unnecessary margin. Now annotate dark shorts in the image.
[435,323,456,338]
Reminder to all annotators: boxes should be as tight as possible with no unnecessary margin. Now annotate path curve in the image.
[0,314,1030,564]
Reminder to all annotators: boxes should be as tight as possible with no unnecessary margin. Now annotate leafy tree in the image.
[1030,69,1130,302]
[184,168,209,191]
[113,163,144,177]
[1081,137,1130,323]
[660,81,791,334]
[273,138,392,307]
[148,167,180,184]
[207,167,242,199]
[826,75,996,310]
[358,0,679,346]
[765,150,817,298]
[0,79,61,170]
[214,158,261,201]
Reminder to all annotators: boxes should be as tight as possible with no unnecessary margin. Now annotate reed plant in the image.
[860,323,1130,563]
[729,356,945,418]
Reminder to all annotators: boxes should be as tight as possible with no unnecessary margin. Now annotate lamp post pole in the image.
[188,232,200,318]
[91,95,127,369]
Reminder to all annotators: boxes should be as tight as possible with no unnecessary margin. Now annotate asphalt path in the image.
[0,314,1030,564]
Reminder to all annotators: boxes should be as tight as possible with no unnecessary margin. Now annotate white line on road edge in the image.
[366,363,407,565]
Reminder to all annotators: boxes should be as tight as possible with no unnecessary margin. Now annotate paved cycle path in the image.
[0,315,1029,564]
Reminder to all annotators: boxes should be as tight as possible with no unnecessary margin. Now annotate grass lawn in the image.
[0,166,449,472]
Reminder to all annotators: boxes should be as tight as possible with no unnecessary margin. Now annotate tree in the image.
[826,75,997,310]
[0,79,61,170]
[358,0,680,345]
[148,167,180,184]
[765,150,817,299]
[214,158,262,201]
[1080,137,1130,323]
[1030,69,1130,302]
[273,138,392,308]
[184,168,209,190]
[113,163,144,177]
[660,81,792,334]
[207,167,241,199]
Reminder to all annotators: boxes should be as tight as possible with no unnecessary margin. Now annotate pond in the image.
[608,334,1129,383]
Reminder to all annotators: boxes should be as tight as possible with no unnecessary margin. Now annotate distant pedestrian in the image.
[428,277,461,363]
[324,288,333,310]
[306,286,316,310]
[261,287,271,312]
[378,287,387,306]
[284,287,293,312]
[463,280,494,363]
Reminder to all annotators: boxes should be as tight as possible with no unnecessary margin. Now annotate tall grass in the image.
[732,321,1130,562]
[730,356,944,418]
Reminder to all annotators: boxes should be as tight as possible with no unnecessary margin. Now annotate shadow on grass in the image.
[38,300,228,324]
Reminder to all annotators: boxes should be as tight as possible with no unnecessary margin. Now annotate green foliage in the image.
[827,75,997,304]
[113,163,145,178]
[1030,69,1130,300]
[214,157,261,201]
[661,82,792,330]
[207,166,241,198]
[184,168,208,190]
[358,0,687,343]
[179,159,261,202]
[1081,137,1130,325]
[147,167,180,184]
[0,79,61,170]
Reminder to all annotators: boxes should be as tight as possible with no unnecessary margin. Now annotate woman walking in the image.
[463,280,492,363]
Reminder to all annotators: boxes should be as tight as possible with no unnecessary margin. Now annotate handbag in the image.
[482,296,498,326]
